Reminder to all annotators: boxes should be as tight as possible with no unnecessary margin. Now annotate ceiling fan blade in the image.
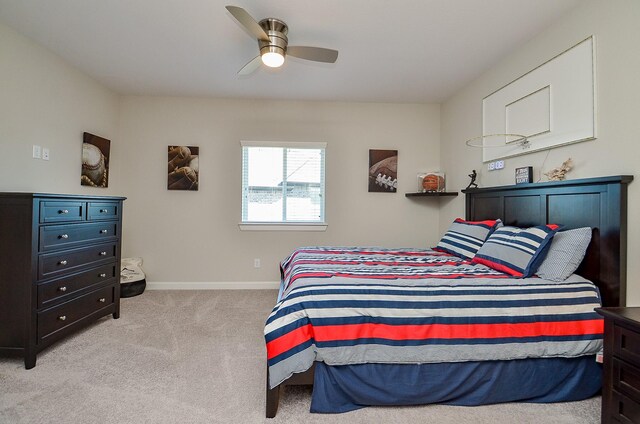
[226,6,269,42]
[238,56,262,76]
[287,46,338,63]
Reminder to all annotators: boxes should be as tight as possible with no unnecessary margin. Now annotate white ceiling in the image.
[0,0,582,103]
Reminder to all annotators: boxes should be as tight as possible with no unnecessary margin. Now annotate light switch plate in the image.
[32,145,41,159]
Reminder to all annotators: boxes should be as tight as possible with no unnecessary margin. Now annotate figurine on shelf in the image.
[544,158,573,181]
[465,170,478,189]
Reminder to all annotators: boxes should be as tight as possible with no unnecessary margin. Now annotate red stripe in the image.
[454,218,499,227]
[266,324,313,360]
[292,260,463,267]
[312,320,603,342]
[472,257,523,277]
[266,320,603,359]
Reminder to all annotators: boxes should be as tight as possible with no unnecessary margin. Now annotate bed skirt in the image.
[310,356,601,413]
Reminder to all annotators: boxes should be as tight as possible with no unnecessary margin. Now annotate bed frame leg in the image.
[266,378,281,418]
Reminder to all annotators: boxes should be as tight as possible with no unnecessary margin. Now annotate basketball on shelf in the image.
[422,173,444,192]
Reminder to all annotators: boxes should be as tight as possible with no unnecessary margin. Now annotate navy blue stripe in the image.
[475,253,525,274]
[265,296,601,324]
[445,232,483,246]
[307,312,601,327]
[267,339,314,366]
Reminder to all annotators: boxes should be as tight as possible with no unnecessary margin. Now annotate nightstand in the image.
[596,307,640,424]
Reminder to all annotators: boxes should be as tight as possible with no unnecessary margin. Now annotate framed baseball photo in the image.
[168,146,199,191]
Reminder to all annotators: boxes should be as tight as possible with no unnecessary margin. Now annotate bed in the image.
[265,175,633,417]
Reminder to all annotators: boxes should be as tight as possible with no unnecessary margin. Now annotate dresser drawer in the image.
[615,325,640,366]
[37,264,117,307]
[610,389,640,424]
[37,285,115,341]
[39,201,84,223]
[39,222,118,251]
[613,357,640,402]
[87,202,120,221]
[38,243,117,280]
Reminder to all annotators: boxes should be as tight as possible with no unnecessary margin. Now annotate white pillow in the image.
[536,227,592,282]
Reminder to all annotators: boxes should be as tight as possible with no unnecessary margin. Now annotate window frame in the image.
[239,141,327,231]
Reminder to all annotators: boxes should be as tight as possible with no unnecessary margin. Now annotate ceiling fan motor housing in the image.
[258,18,288,57]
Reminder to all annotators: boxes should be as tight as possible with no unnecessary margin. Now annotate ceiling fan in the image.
[225,5,339,75]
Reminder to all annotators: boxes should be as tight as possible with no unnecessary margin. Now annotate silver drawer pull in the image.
[59,209,69,214]
[100,209,108,213]
[99,298,106,303]
[100,229,108,234]
[99,273,107,278]
[58,286,67,292]
[99,251,107,256]
[58,260,68,265]
[59,234,69,239]
[58,315,66,321]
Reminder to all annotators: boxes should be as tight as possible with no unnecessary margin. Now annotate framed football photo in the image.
[368,149,397,193]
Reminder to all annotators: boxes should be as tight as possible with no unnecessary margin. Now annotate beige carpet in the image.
[0,290,600,423]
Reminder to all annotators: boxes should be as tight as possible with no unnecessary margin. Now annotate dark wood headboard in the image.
[462,175,633,307]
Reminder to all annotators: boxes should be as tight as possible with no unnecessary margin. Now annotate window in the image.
[241,141,326,229]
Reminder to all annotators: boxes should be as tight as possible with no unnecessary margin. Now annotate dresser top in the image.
[596,307,640,326]
[0,192,126,201]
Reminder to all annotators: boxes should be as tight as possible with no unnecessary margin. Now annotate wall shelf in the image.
[405,192,459,198]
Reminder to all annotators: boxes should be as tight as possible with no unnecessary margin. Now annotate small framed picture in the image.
[515,166,533,184]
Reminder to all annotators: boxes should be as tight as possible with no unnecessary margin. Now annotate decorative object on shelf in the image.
[81,132,110,188]
[368,149,397,193]
[465,170,478,189]
[515,166,533,184]
[417,172,445,193]
[544,158,573,181]
[168,146,199,190]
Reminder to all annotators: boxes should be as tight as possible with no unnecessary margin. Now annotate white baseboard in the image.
[146,281,280,290]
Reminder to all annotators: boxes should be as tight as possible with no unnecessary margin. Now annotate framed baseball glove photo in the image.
[168,145,199,191]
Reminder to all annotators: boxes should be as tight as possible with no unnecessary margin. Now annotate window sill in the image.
[238,222,328,231]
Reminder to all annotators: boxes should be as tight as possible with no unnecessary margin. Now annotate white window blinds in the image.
[241,142,326,223]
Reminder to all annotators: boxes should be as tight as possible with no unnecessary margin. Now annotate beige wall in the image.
[440,0,640,304]
[118,97,441,283]
[0,23,120,194]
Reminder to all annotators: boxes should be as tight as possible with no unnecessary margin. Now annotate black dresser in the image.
[0,193,125,368]
[596,307,640,423]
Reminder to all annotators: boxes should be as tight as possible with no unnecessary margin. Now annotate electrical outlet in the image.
[254,258,261,268]
[488,162,495,171]
[32,145,41,159]
[495,160,505,170]
[42,147,50,161]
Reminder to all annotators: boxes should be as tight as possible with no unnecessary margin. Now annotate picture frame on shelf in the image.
[515,166,533,184]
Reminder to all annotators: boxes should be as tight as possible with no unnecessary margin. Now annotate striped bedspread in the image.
[265,247,604,389]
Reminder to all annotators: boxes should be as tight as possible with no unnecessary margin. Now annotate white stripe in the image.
[265,301,601,334]
[486,237,537,254]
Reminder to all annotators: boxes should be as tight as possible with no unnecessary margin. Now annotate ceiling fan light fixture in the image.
[261,51,284,68]
[260,45,285,68]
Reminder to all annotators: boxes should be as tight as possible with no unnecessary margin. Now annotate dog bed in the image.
[120,257,146,298]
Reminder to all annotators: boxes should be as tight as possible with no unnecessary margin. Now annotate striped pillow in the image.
[472,224,560,277]
[536,227,592,281]
[435,218,502,259]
